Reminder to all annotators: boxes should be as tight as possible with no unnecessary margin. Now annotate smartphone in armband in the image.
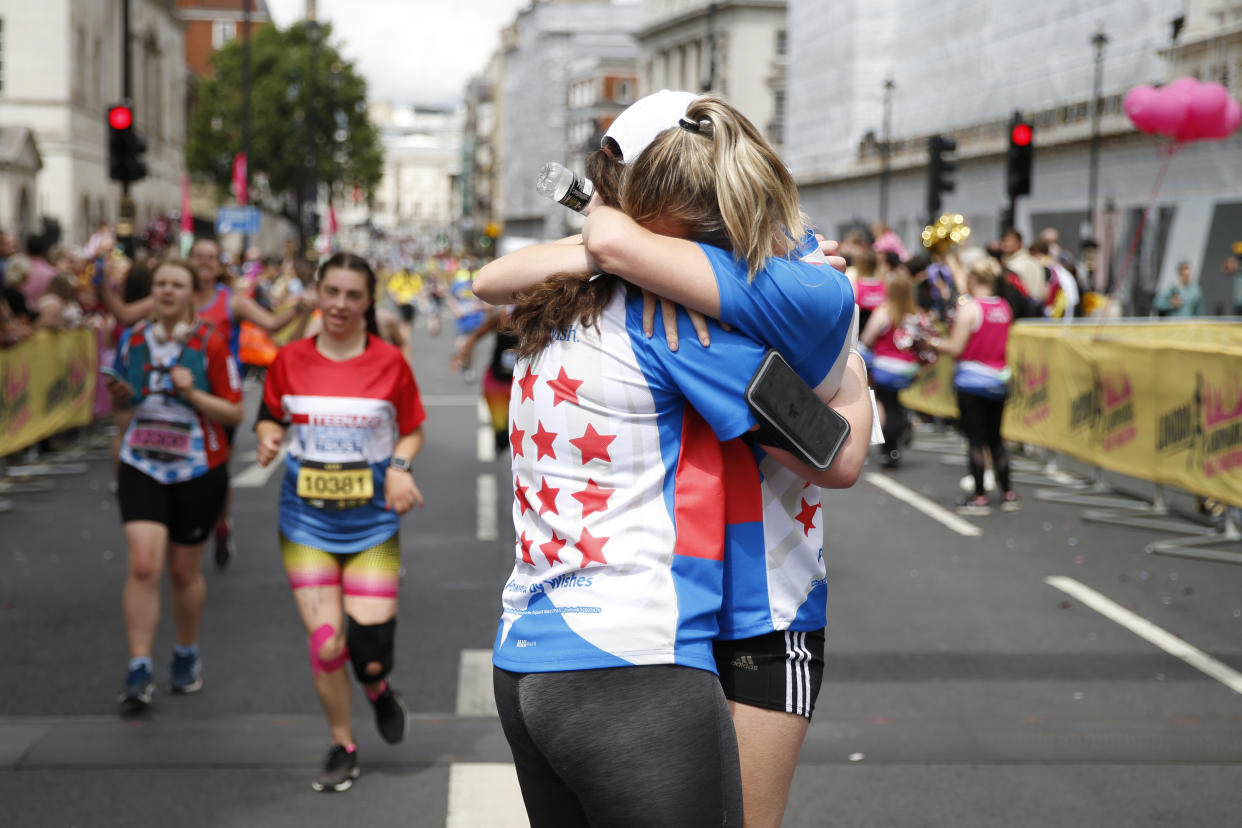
[745,350,851,471]
[100,366,124,382]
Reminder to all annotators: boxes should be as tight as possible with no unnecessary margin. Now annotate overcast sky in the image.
[265,0,532,109]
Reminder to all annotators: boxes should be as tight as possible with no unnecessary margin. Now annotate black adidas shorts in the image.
[713,629,826,720]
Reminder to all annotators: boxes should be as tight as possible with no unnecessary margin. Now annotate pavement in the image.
[2,315,1241,827]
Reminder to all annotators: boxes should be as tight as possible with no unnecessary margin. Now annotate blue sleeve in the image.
[698,243,855,386]
[628,299,759,441]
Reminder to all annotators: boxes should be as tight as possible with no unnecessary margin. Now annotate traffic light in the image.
[107,103,148,183]
[926,134,957,218]
[1006,113,1034,199]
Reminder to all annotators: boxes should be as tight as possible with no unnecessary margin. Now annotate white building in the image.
[785,0,1242,314]
[0,0,186,246]
[499,0,641,242]
[346,101,463,254]
[639,0,788,147]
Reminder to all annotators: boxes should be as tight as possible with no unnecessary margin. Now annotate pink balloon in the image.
[1146,84,1191,137]
[1201,98,1242,140]
[1188,82,1229,123]
[1124,85,1161,133]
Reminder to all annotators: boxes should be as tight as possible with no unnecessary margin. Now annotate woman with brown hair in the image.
[255,253,426,792]
[106,258,244,713]
[859,266,927,469]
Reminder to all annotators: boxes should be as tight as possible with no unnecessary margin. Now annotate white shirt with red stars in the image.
[493,285,764,675]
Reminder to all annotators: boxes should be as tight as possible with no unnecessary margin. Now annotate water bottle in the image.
[536,161,594,213]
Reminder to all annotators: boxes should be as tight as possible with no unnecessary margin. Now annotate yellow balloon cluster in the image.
[921,214,971,250]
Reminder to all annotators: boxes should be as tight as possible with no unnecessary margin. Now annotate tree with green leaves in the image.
[187,22,382,230]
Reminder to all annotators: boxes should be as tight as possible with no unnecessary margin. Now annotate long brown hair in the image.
[507,150,624,358]
[621,95,806,281]
[317,252,380,336]
[883,267,920,321]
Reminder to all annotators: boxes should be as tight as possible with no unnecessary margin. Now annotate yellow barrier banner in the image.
[898,354,958,419]
[0,329,98,456]
[1151,344,1242,507]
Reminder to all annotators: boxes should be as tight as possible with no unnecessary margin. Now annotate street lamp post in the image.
[879,77,895,225]
[1087,25,1108,244]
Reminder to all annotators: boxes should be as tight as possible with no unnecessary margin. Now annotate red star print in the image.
[535,478,561,515]
[540,533,566,566]
[571,479,614,517]
[517,371,538,403]
[518,532,534,565]
[548,367,584,407]
[795,498,821,537]
[569,424,616,465]
[514,478,532,515]
[509,421,526,457]
[575,527,609,568]
[531,422,558,461]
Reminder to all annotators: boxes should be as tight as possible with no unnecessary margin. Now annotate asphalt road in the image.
[2,316,1240,827]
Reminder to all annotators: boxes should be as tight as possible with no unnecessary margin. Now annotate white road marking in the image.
[478,399,496,463]
[864,472,982,537]
[455,649,498,717]
[231,445,287,488]
[1045,576,1242,695]
[477,474,498,541]
[447,764,528,828]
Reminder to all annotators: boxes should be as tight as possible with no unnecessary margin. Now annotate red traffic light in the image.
[1011,123,1033,147]
[108,105,133,130]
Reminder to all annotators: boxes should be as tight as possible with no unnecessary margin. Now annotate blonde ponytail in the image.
[622,95,805,281]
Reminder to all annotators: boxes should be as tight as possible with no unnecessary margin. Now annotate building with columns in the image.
[638,0,788,147]
[0,0,187,246]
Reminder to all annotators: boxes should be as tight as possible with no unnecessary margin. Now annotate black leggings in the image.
[956,391,1011,496]
[874,385,908,456]
[494,665,743,828]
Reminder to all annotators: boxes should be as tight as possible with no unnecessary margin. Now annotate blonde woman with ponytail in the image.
[475,91,872,828]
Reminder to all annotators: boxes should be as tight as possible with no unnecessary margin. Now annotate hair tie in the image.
[678,116,710,134]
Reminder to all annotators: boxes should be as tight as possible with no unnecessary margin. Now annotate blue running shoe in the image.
[169,651,202,694]
[118,664,154,714]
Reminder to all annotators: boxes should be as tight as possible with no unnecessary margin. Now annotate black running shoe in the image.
[369,684,408,744]
[311,744,359,793]
[213,521,235,570]
[118,664,154,715]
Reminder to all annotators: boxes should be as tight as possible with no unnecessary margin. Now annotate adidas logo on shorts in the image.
[730,655,759,672]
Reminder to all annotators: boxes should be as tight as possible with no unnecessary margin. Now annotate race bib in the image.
[296,459,374,510]
[129,419,192,460]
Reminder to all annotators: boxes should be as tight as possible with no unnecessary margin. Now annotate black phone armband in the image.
[744,350,850,471]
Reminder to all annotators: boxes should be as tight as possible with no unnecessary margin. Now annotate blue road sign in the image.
[215,206,261,236]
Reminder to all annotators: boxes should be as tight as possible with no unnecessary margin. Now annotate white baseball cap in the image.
[602,89,699,164]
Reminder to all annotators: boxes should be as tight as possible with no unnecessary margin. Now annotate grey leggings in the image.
[493,664,744,827]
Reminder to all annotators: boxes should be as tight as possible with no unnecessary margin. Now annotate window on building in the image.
[769,89,786,145]
[614,79,633,105]
[213,21,236,49]
[74,25,87,104]
[775,29,787,57]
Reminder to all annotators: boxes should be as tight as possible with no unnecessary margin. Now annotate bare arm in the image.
[232,291,307,332]
[169,366,244,427]
[759,352,872,489]
[858,305,890,349]
[255,420,286,466]
[384,426,426,513]
[581,206,721,318]
[472,239,594,305]
[931,301,977,358]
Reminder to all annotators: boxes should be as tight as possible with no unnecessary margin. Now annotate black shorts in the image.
[399,303,416,323]
[714,629,826,720]
[116,462,230,545]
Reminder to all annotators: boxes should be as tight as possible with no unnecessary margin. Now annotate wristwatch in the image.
[389,456,412,473]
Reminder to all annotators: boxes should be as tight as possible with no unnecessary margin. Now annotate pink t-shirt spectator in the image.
[22,257,57,306]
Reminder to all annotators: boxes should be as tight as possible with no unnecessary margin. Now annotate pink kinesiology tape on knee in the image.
[309,624,349,676]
